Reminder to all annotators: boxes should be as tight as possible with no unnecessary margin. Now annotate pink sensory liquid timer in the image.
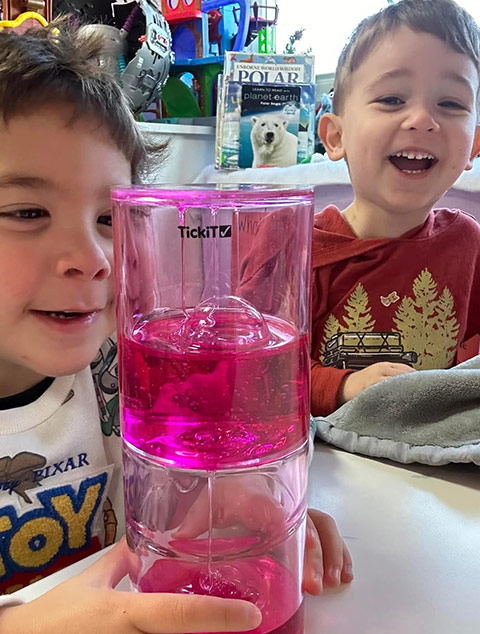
[111,185,313,634]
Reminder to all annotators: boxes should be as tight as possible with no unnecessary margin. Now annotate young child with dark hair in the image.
[0,19,352,633]
[313,0,480,416]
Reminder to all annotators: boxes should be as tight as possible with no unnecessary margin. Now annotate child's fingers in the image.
[302,515,324,595]
[172,494,210,539]
[306,509,353,588]
[175,478,286,538]
[115,591,262,633]
[384,363,415,376]
[341,541,354,584]
[243,493,286,533]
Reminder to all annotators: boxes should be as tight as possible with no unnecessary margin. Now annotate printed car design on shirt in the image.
[323,331,418,370]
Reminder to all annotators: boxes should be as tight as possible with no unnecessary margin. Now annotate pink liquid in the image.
[131,549,303,634]
[120,307,309,469]
[122,303,308,634]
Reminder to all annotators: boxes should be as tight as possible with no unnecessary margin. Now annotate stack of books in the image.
[215,52,316,170]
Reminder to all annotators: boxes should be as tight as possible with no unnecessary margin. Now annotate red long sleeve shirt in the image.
[311,206,480,417]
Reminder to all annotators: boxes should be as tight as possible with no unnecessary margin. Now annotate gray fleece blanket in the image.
[313,355,480,466]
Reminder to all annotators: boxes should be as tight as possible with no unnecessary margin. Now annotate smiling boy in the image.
[312,0,480,417]
[0,108,124,392]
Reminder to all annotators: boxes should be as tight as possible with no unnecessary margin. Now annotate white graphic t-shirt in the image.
[0,337,123,597]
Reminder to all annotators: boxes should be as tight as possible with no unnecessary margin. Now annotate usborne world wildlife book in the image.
[215,52,316,170]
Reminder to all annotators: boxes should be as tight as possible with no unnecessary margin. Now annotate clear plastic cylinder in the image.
[112,185,314,634]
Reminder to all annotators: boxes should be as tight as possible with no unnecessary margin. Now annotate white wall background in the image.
[275,0,480,74]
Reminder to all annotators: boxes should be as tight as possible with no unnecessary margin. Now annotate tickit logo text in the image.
[178,225,232,239]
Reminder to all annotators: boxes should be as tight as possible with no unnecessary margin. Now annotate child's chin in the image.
[39,362,92,378]
[36,348,105,378]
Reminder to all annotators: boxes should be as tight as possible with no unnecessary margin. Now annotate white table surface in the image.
[306,443,480,634]
[14,443,480,634]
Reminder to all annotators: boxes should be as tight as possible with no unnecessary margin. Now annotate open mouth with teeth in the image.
[33,310,95,321]
[45,311,85,320]
[389,151,437,174]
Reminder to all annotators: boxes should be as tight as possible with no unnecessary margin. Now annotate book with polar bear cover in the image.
[239,84,301,168]
[215,52,315,170]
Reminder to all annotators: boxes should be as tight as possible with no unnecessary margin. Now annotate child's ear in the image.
[465,125,480,170]
[318,113,345,161]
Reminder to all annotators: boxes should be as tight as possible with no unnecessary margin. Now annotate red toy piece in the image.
[160,0,203,24]
[208,8,222,55]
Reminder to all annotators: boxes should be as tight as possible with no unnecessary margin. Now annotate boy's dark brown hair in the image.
[333,0,480,115]
[0,17,162,182]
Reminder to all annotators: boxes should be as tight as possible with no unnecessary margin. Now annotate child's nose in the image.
[55,232,111,281]
[402,104,440,133]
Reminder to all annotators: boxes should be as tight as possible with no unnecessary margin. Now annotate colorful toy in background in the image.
[78,1,173,115]
[118,0,172,114]
[3,0,281,119]
[0,0,51,22]
[208,8,222,54]
[242,0,278,53]
[161,0,250,57]
[159,0,252,119]
[0,10,47,31]
[49,0,174,116]
[158,1,278,119]
[1,0,172,115]
[161,0,203,23]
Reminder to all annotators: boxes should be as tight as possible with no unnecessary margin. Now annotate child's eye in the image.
[0,208,47,220]
[377,96,404,106]
[98,214,112,227]
[439,100,464,110]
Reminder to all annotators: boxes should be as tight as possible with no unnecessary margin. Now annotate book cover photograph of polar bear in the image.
[238,98,301,169]
[248,113,299,168]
